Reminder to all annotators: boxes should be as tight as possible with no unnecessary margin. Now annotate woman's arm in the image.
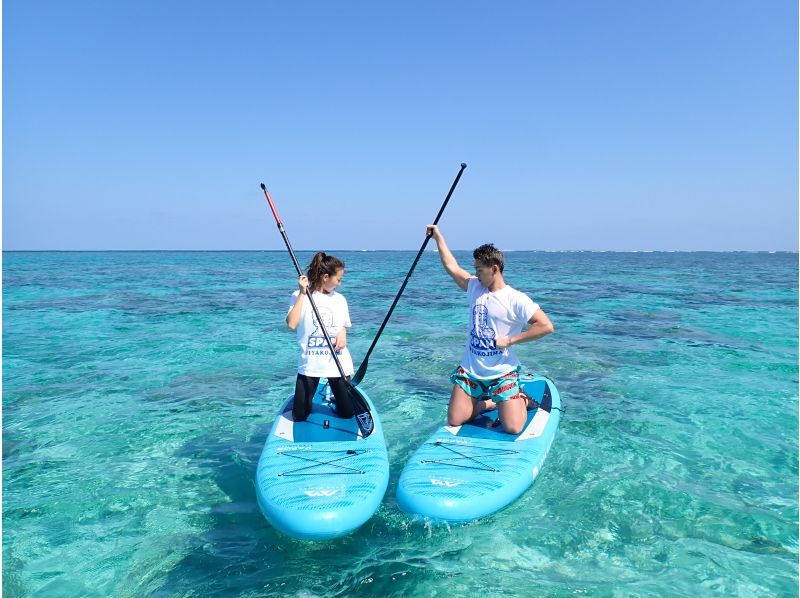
[286,276,308,330]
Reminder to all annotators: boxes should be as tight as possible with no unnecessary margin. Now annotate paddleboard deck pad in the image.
[397,374,561,523]
[256,381,389,540]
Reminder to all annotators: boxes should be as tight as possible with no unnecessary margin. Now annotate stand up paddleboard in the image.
[256,382,389,540]
[397,374,561,523]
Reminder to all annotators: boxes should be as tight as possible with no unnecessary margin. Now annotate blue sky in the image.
[4,1,797,251]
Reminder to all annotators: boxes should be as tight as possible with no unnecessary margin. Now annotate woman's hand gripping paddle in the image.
[351,163,467,386]
[260,183,375,438]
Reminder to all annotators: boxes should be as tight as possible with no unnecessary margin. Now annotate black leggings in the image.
[293,374,355,422]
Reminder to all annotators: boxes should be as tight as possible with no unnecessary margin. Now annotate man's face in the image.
[474,260,496,286]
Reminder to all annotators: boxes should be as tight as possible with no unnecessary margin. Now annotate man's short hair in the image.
[473,243,504,273]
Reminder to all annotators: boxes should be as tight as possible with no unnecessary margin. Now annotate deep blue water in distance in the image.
[3,251,798,596]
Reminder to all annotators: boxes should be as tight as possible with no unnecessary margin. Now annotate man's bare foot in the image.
[480,398,496,413]
[520,391,538,410]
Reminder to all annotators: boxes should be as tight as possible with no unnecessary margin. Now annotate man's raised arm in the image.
[427,225,471,291]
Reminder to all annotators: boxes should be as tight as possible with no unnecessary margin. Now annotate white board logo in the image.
[303,489,340,497]
[430,478,461,487]
[277,445,311,452]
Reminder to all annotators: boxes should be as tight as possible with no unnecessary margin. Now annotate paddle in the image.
[260,183,375,438]
[351,163,467,386]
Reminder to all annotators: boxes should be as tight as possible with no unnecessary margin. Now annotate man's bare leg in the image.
[497,397,528,434]
[447,385,495,426]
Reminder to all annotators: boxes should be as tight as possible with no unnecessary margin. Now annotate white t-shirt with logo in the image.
[461,277,539,379]
[288,290,354,378]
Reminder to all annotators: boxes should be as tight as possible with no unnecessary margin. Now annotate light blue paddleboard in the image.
[255,381,389,540]
[397,374,561,523]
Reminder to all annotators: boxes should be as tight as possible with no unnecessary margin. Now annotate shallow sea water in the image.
[3,251,798,596]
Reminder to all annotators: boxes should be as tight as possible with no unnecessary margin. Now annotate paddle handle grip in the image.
[260,184,304,278]
[260,183,283,226]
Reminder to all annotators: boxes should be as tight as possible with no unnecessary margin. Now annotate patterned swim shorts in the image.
[449,365,522,403]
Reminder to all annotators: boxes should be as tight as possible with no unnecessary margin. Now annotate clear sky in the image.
[3,1,797,251]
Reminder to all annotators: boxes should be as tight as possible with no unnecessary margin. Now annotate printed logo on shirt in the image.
[469,303,501,357]
[306,307,343,356]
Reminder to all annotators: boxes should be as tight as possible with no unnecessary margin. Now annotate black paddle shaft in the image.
[352,163,467,386]
[260,183,374,436]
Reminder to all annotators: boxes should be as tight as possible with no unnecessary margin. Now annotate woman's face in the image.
[321,268,344,292]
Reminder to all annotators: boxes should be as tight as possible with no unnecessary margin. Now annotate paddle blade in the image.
[348,385,374,437]
[351,359,368,386]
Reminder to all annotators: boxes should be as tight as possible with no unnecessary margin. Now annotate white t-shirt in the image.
[461,277,539,379]
[288,290,354,377]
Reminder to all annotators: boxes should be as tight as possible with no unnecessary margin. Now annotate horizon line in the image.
[2,249,798,254]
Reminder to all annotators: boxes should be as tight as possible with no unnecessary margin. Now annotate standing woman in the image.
[286,252,355,421]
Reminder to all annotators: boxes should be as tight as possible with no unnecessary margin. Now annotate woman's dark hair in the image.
[473,243,504,273]
[306,252,345,292]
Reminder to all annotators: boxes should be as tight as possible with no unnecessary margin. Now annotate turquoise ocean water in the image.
[3,251,798,596]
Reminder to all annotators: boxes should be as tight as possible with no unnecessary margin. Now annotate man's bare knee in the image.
[502,421,524,435]
[447,408,469,427]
